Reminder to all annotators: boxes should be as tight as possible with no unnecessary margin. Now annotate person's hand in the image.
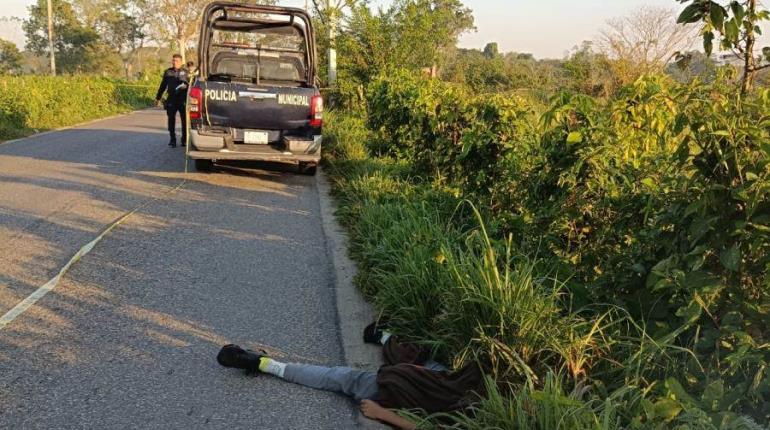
[360,399,385,420]
[360,400,417,430]
[154,99,162,107]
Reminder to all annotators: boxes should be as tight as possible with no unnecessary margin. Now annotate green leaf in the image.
[684,200,703,217]
[720,244,741,272]
[689,216,718,244]
[763,47,770,63]
[684,245,709,271]
[676,300,703,324]
[683,270,721,291]
[566,131,583,144]
[678,3,705,24]
[703,31,715,56]
[730,1,745,22]
[652,398,683,421]
[665,378,699,406]
[710,3,727,30]
[702,379,724,411]
[760,142,770,157]
[641,177,657,190]
[720,311,744,329]
[673,113,689,134]
[725,19,740,42]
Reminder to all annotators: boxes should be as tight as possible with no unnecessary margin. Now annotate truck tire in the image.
[194,159,214,172]
[299,163,317,176]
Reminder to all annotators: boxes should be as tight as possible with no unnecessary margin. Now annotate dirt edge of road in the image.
[316,167,390,430]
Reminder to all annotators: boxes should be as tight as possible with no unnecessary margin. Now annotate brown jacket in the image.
[375,337,484,413]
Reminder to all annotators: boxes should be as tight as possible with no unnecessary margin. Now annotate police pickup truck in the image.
[187,2,322,175]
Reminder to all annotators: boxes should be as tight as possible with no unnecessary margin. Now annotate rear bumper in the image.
[189,130,321,164]
[187,150,320,163]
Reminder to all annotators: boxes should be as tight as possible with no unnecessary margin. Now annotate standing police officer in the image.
[155,54,190,148]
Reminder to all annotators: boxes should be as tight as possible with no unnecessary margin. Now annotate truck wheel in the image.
[299,163,317,176]
[194,159,214,172]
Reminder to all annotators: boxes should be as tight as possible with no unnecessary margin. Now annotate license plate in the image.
[244,130,269,144]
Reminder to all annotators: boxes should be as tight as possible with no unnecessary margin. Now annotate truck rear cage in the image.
[198,2,316,84]
[210,43,305,55]
[211,17,299,32]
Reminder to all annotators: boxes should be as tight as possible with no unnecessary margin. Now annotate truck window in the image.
[208,25,307,84]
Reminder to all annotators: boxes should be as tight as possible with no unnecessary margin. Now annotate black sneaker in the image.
[180,141,186,147]
[363,321,386,345]
[217,344,264,374]
[168,138,177,148]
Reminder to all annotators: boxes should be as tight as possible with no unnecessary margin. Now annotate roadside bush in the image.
[367,69,473,163]
[327,67,770,427]
[0,75,154,140]
[323,110,370,162]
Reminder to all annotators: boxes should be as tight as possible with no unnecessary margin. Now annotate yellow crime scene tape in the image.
[0,90,195,331]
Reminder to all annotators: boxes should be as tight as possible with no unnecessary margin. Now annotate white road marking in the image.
[0,176,189,331]
[1,107,192,330]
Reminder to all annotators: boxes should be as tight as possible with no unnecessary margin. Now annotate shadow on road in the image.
[0,111,353,428]
[0,111,314,313]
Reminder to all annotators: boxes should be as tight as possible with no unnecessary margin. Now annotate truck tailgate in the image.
[201,81,316,131]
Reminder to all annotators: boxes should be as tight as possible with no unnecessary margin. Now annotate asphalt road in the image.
[0,110,359,429]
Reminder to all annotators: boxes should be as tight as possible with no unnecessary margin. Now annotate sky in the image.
[0,0,758,59]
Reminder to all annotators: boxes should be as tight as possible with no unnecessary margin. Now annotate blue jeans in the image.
[283,364,379,401]
[282,361,447,401]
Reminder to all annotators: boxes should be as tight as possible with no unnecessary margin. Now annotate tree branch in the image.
[311,0,327,24]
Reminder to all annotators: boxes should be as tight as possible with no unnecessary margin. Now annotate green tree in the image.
[142,0,275,65]
[483,42,499,59]
[441,47,511,93]
[562,41,620,97]
[513,52,534,61]
[338,0,474,82]
[96,1,147,79]
[144,0,208,63]
[23,0,118,73]
[309,0,358,85]
[393,0,475,73]
[676,0,770,93]
[667,49,718,81]
[0,39,23,74]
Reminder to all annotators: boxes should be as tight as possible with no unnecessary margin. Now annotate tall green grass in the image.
[425,374,766,430]
[323,110,769,429]
[0,75,155,141]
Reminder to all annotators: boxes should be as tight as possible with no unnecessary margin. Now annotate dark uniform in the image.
[155,67,190,147]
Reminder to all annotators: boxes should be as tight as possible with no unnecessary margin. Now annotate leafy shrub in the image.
[323,110,370,162]
[328,66,770,426]
[0,75,154,140]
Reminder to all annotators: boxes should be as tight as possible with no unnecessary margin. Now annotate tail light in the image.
[309,95,323,128]
[188,87,203,119]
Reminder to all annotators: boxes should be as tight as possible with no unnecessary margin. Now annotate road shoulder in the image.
[316,167,389,430]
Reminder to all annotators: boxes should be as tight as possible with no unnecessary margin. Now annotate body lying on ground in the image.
[216,323,484,429]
